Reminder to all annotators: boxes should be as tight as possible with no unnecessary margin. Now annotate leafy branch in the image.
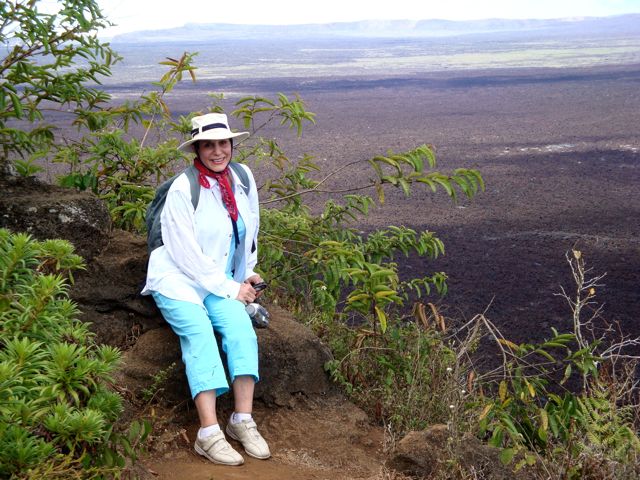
[1,0,120,165]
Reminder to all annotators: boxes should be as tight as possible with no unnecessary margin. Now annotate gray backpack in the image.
[145,162,250,253]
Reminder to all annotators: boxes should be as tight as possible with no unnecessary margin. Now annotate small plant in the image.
[141,362,179,404]
[14,156,43,177]
[324,301,478,436]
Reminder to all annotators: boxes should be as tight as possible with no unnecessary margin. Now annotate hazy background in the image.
[92,0,640,37]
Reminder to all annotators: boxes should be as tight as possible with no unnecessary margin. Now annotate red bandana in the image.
[194,158,239,221]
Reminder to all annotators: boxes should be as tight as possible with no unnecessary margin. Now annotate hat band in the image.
[191,122,228,137]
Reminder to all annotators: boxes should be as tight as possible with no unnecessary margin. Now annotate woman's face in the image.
[197,139,232,172]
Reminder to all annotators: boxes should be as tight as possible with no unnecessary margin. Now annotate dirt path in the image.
[141,397,389,480]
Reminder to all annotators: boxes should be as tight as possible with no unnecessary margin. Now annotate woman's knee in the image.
[224,323,257,348]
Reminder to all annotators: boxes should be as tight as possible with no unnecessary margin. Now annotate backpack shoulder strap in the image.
[229,162,250,196]
[184,164,201,210]
[146,166,200,253]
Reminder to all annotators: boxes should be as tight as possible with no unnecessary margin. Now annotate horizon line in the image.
[101,12,640,40]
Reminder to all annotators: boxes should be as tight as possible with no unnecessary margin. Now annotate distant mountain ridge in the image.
[111,14,640,44]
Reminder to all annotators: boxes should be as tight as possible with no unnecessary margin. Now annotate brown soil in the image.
[144,397,388,480]
[136,64,640,478]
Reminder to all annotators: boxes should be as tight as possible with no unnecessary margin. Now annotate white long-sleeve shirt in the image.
[142,163,260,304]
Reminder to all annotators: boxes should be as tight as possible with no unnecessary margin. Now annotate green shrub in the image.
[0,229,149,479]
[0,0,119,172]
[475,251,640,478]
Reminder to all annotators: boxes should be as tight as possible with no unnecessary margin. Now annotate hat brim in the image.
[178,130,250,153]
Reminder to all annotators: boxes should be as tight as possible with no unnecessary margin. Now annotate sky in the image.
[84,0,640,37]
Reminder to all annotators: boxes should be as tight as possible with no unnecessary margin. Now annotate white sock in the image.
[230,412,253,425]
[198,423,221,439]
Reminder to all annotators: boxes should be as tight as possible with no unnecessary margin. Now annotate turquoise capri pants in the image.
[151,291,259,399]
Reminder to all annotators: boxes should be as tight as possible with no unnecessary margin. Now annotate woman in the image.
[142,113,269,466]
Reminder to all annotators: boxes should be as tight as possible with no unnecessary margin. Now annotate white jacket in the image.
[142,163,259,304]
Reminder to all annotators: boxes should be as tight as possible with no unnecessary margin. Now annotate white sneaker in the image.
[194,430,244,466]
[226,419,271,459]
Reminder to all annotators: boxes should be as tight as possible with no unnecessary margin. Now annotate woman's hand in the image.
[245,274,263,285]
[236,282,256,304]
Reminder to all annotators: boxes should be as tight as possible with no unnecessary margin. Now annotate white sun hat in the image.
[178,113,250,153]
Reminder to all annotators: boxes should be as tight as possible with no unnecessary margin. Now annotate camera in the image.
[252,281,268,292]
[245,302,270,328]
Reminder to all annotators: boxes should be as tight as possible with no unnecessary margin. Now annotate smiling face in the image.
[196,138,232,172]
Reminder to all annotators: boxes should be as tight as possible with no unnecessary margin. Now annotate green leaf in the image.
[499,380,507,402]
[489,426,504,447]
[375,306,387,333]
[416,176,437,192]
[500,448,515,465]
[368,158,383,177]
[397,177,410,196]
[537,425,548,443]
[9,92,23,118]
[501,416,520,438]
[373,155,400,170]
[539,408,548,431]
[374,289,396,299]
[533,348,555,362]
[128,421,141,443]
[432,176,455,198]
